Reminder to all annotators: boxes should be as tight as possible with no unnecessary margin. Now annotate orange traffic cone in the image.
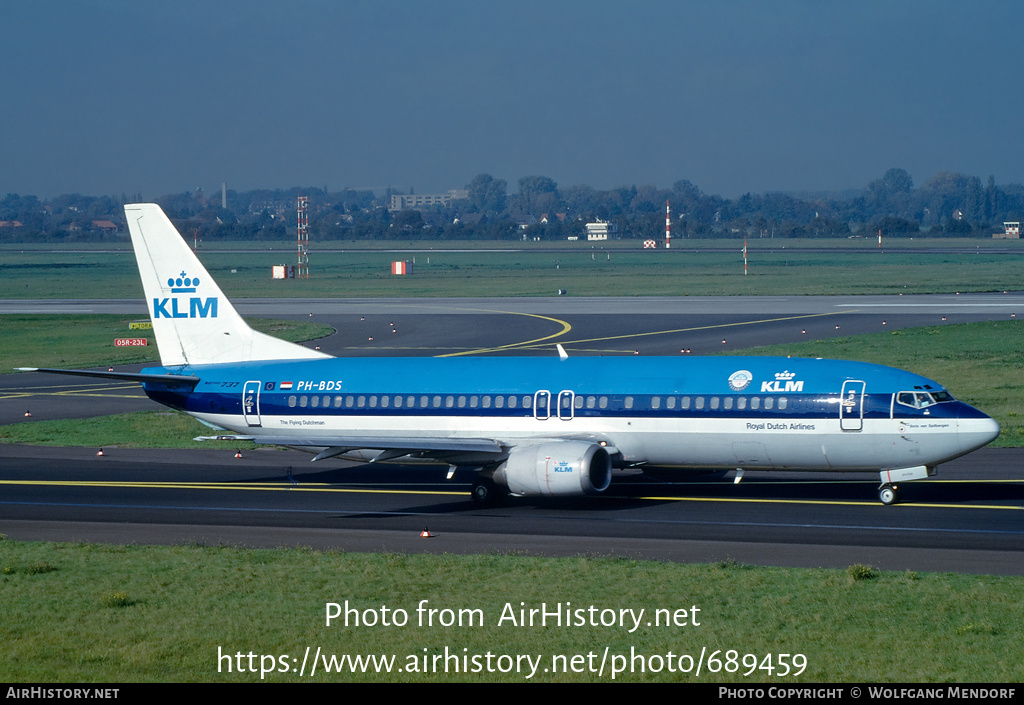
[420,527,434,538]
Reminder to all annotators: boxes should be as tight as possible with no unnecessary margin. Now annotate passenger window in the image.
[737,397,746,410]
[299,396,308,408]
[445,395,454,408]
[651,396,661,410]
[599,396,608,409]
[764,397,774,410]
[586,396,596,409]
[778,397,788,410]
[666,397,675,410]
[625,396,634,409]
[334,396,343,408]
[574,396,584,409]
[723,397,734,410]
[710,397,720,410]
[432,396,442,408]
[311,396,319,408]
[681,396,691,410]
[750,397,760,410]
[695,397,704,410]
[288,395,297,408]
[495,396,505,409]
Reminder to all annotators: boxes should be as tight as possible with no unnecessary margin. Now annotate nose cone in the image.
[959,415,1001,453]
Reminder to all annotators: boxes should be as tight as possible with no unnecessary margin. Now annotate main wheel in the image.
[471,477,507,506]
[879,484,899,505]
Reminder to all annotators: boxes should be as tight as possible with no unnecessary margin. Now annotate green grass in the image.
[0,539,1021,682]
[0,316,334,370]
[0,410,257,449]
[2,242,1023,298]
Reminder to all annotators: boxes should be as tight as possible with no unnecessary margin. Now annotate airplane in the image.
[21,203,1000,506]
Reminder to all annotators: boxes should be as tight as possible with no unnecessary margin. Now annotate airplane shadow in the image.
[230,463,1024,513]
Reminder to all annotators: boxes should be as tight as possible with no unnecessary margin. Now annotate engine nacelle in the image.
[495,442,612,497]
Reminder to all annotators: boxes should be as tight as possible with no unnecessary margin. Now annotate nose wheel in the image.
[878,484,900,505]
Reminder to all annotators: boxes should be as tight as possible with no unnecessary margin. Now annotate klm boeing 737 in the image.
[24,204,1000,505]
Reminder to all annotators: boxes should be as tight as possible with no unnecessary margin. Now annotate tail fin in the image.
[125,203,330,367]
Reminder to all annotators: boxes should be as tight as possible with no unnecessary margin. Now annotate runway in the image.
[2,294,1023,574]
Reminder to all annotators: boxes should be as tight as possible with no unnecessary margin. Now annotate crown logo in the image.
[167,271,200,293]
[774,370,796,380]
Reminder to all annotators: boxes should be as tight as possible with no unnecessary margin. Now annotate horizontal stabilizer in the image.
[17,367,200,386]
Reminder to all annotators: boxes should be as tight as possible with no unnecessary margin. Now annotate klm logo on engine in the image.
[761,370,804,393]
[152,271,218,319]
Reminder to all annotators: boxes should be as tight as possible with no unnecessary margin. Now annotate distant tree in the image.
[392,209,424,233]
[871,216,919,236]
[466,174,507,214]
[515,175,558,216]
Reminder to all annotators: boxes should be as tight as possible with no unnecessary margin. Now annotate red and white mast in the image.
[665,199,671,249]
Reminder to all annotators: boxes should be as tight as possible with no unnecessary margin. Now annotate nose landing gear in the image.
[878,483,900,505]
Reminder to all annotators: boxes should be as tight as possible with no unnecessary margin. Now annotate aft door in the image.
[840,380,865,431]
[243,380,262,427]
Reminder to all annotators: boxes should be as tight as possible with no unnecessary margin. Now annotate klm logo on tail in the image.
[152,271,219,319]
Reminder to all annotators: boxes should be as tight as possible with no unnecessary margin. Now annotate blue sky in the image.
[3,0,1022,199]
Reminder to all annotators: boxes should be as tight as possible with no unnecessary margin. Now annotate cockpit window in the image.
[897,390,954,409]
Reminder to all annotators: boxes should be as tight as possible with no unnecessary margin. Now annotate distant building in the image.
[994,221,1020,239]
[585,220,618,241]
[389,190,469,211]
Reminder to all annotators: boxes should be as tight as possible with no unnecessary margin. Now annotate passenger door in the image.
[243,380,262,427]
[840,380,865,431]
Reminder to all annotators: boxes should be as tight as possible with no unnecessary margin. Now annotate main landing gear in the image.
[471,476,508,506]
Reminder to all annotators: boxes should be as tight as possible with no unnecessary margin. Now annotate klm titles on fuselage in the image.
[152,271,218,319]
[760,371,804,393]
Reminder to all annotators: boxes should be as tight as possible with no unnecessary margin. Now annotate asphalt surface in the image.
[2,293,1023,575]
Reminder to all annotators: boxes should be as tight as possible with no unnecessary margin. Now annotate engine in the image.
[493,441,613,497]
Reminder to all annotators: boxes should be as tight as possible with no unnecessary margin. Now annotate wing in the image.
[194,433,506,463]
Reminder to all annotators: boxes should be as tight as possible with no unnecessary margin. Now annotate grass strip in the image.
[1,316,334,370]
[3,245,1023,298]
[0,539,1021,682]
